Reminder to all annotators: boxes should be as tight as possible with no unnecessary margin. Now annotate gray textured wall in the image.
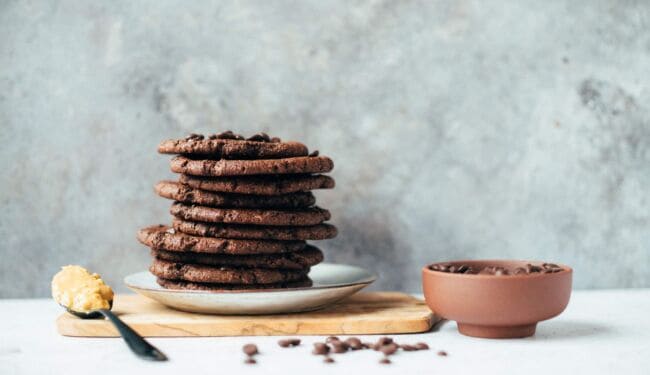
[1,0,649,297]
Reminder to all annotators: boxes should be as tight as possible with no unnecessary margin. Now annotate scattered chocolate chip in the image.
[345,337,363,350]
[415,342,429,350]
[331,341,349,353]
[380,343,398,356]
[309,150,319,157]
[242,343,258,356]
[437,350,448,357]
[401,344,417,351]
[379,357,391,364]
[325,336,340,343]
[244,357,256,364]
[278,338,301,347]
[376,337,393,347]
[312,343,330,355]
[323,356,335,363]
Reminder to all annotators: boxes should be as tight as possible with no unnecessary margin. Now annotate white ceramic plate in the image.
[124,263,376,315]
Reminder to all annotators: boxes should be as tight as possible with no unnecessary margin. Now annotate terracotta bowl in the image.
[422,260,572,339]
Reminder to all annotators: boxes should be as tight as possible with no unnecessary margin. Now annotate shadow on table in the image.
[533,320,611,340]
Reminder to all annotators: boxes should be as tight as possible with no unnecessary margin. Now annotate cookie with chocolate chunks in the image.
[172,218,338,240]
[178,174,335,196]
[158,131,308,159]
[150,258,309,284]
[170,203,331,226]
[137,225,306,254]
[170,155,334,177]
[156,277,313,291]
[155,181,315,208]
[151,245,323,270]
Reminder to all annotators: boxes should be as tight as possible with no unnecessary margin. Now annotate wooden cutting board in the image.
[56,292,437,337]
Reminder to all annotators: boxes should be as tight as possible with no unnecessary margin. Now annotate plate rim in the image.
[124,262,377,295]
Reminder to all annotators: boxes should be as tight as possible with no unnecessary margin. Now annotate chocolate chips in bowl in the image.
[428,262,564,276]
[422,260,572,339]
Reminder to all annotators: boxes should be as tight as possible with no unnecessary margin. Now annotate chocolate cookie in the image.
[150,259,309,284]
[137,225,306,254]
[156,277,313,291]
[158,131,308,159]
[172,218,338,240]
[178,174,335,195]
[170,203,331,226]
[155,181,316,208]
[170,155,334,177]
[151,245,323,270]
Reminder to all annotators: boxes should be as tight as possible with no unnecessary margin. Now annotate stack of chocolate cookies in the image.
[137,131,337,291]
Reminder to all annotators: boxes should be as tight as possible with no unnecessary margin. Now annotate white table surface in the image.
[1,289,648,375]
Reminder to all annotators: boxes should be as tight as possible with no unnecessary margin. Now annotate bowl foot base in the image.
[458,323,537,338]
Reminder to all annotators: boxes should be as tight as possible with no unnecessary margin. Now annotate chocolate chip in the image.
[429,264,450,272]
[185,133,204,141]
[312,343,330,355]
[345,337,363,350]
[380,343,398,356]
[513,267,527,275]
[247,132,271,142]
[478,267,494,275]
[331,342,349,353]
[278,338,301,347]
[401,344,417,351]
[415,342,429,350]
[526,264,543,273]
[211,130,244,140]
[309,150,319,157]
[379,357,391,364]
[494,267,508,276]
[376,337,393,346]
[323,356,335,363]
[244,357,256,364]
[325,336,340,343]
[437,350,448,357]
[242,343,258,356]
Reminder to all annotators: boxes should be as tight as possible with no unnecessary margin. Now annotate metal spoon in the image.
[61,301,167,361]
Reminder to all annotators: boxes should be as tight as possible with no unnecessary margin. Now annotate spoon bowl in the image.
[60,300,113,319]
[59,300,167,361]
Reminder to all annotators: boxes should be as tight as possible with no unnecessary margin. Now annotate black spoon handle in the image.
[98,309,167,361]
